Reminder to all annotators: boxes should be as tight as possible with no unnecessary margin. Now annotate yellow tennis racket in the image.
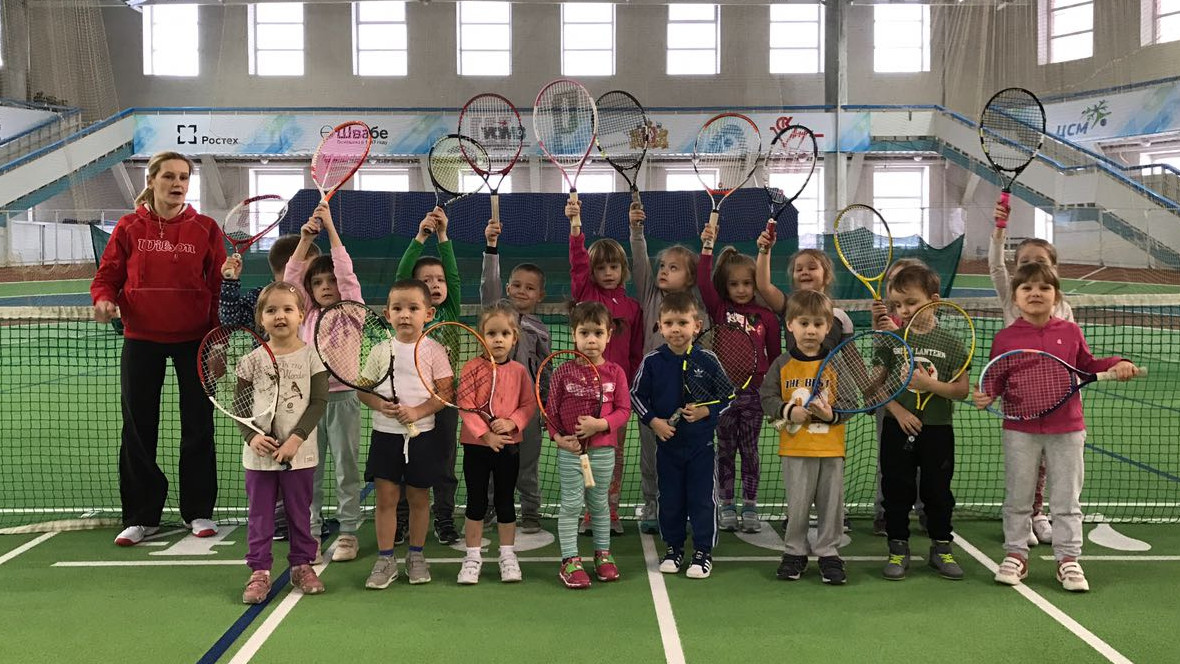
[901,300,976,449]
[833,203,893,301]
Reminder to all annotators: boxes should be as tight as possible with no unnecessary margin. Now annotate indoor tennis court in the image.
[2,1,1179,663]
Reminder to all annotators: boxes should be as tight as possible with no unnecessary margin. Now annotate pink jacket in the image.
[570,233,644,378]
[989,317,1122,434]
[459,361,537,446]
[544,360,632,450]
[285,245,364,392]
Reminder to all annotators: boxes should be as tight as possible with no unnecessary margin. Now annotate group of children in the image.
[217,194,1133,601]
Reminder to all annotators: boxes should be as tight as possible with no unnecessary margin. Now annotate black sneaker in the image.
[843,517,852,533]
[686,551,713,579]
[776,553,807,580]
[394,522,407,546]
[819,556,847,585]
[272,525,289,542]
[435,520,460,545]
[658,547,683,574]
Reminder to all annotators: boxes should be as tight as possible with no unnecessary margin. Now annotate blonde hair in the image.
[479,300,521,340]
[588,238,630,284]
[785,289,833,324]
[787,249,835,294]
[254,281,305,329]
[712,247,756,302]
[655,244,698,289]
[135,151,195,210]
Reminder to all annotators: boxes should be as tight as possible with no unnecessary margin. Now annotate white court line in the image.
[640,533,686,664]
[955,534,1132,664]
[714,555,926,563]
[0,532,56,565]
[54,560,242,567]
[1038,555,1180,562]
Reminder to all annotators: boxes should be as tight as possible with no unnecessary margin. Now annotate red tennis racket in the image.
[693,113,761,251]
[311,121,373,205]
[218,194,287,278]
[459,93,524,224]
[533,78,599,232]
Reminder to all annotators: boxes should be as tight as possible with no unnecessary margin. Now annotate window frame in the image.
[456,1,513,77]
[872,166,929,239]
[352,1,409,77]
[247,2,306,77]
[769,3,824,75]
[561,3,615,77]
[1039,0,1094,64]
[142,4,200,77]
[873,5,931,73]
[666,4,721,76]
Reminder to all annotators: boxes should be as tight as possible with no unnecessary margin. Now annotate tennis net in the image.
[2,294,1178,532]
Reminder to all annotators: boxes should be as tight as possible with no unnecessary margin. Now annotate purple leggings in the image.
[716,389,762,503]
[245,467,317,571]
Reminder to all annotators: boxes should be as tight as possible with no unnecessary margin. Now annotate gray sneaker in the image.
[883,539,910,580]
[718,505,739,532]
[928,540,965,580]
[740,506,762,533]
[365,555,399,589]
[407,550,432,585]
[519,517,543,534]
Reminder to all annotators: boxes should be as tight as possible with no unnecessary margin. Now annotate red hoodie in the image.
[570,233,644,377]
[91,204,225,343]
[988,317,1122,434]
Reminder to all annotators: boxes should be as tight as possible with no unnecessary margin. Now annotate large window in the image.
[460,172,513,195]
[874,5,930,73]
[667,167,710,191]
[1040,0,1093,64]
[562,3,615,76]
[1148,0,1180,44]
[355,169,411,192]
[143,5,199,76]
[769,4,823,74]
[572,170,615,194]
[250,169,305,248]
[457,1,511,76]
[248,3,304,76]
[353,1,408,76]
[1034,208,1055,243]
[768,167,823,239]
[186,170,202,214]
[873,168,928,239]
[667,4,720,75]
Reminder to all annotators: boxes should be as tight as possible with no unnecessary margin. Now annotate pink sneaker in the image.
[594,550,620,582]
[242,570,271,604]
[559,557,592,589]
[291,564,325,595]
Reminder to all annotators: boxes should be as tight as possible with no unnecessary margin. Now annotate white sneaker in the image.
[499,555,523,583]
[189,518,218,538]
[332,534,359,562]
[114,525,159,546]
[994,555,1028,586]
[1032,514,1053,545]
[1057,560,1089,592]
[1025,519,1038,547]
[457,557,482,585]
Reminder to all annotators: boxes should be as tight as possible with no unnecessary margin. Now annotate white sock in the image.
[465,547,482,561]
[499,545,516,560]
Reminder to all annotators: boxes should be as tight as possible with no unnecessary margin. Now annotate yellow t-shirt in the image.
[773,353,847,458]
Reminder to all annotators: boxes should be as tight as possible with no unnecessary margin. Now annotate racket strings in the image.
[906,305,976,388]
[981,89,1044,170]
[595,91,647,170]
[201,329,275,425]
[456,356,495,414]
[460,95,523,175]
[982,353,1074,419]
[312,126,372,191]
[821,333,912,411]
[423,323,490,405]
[542,357,602,436]
[835,208,891,278]
[534,81,597,166]
[429,136,488,195]
[693,116,760,193]
[317,304,391,391]
[681,351,736,405]
[694,326,756,388]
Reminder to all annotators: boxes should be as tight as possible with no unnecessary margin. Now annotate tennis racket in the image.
[428,133,489,214]
[533,78,599,232]
[219,194,287,277]
[458,93,524,224]
[414,321,498,423]
[771,330,915,433]
[979,350,1146,421]
[692,113,761,251]
[311,121,373,205]
[669,322,754,425]
[536,350,603,488]
[315,300,418,437]
[902,301,977,450]
[595,89,649,210]
[759,124,818,244]
[197,325,287,470]
[979,88,1045,228]
[833,204,893,301]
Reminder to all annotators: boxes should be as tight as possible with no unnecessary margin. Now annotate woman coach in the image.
[91,151,226,546]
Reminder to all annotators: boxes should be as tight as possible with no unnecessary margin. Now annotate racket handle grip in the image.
[1096,366,1147,381]
[703,210,719,250]
[222,252,241,279]
[491,194,500,225]
[766,218,777,243]
[407,422,420,438]
[580,453,595,487]
[630,189,643,211]
[996,191,1010,229]
[569,190,581,233]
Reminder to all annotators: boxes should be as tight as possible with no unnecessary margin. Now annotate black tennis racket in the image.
[979,88,1045,228]
[759,124,817,244]
[668,337,739,426]
[979,350,1146,421]
[427,133,489,213]
[595,89,650,210]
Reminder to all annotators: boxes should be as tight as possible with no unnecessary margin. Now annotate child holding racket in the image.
[239,282,329,603]
[699,226,781,534]
[760,290,848,585]
[567,200,643,535]
[755,235,855,352]
[395,209,463,546]
[548,301,632,589]
[457,302,537,585]
[875,264,969,581]
[283,204,365,563]
[630,205,700,534]
[991,198,1074,547]
[361,279,453,589]
[481,219,551,534]
[974,263,1137,592]
[631,292,732,579]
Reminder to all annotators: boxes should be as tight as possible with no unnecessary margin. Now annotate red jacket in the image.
[569,233,644,377]
[989,317,1122,434]
[91,204,225,343]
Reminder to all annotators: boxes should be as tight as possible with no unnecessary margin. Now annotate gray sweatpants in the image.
[638,422,659,520]
[1003,429,1085,560]
[310,391,363,535]
[782,457,845,558]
